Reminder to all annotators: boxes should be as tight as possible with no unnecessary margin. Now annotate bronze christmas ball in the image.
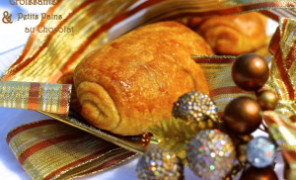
[290,115,296,123]
[223,96,262,134]
[289,115,296,126]
[232,53,269,91]
[240,166,278,180]
[256,90,279,110]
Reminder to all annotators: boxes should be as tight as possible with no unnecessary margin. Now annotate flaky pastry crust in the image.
[197,12,267,55]
[74,21,214,135]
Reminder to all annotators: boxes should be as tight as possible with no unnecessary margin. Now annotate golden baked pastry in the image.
[197,12,267,55]
[74,21,214,136]
[254,35,272,58]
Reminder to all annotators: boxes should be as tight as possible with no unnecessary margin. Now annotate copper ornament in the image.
[290,115,296,123]
[223,96,262,134]
[239,166,278,180]
[232,53,269,91]
[256,90,279,110]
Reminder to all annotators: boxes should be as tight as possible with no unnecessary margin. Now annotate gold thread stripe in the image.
[0,81,71,114]
[142,1,296,24]
[11,125,83,157]
[28,83,40,110]
[42,145,118,180]
[265,18,296,118]
[18,133,82,165]
[72,151,136,179]
[266,18,296,101]
[0,0,138,83]
[263,112,296,180]
[2,0,294,83]
[7,120,136,180]
[6,120,59,144]
[193,55,256,113]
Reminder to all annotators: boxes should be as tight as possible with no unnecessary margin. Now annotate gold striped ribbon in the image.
[264,18,296,180]
[193,55,255,115]
[1,0,295,83]
[6,120,137,180]
[266,18,296,116]
[0,0,139,83]
[0,81,71,114]
[263,112,296,180]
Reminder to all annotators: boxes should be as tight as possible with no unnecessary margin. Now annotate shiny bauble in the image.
[240,166,278,180]
[256,90,279,110]
[290,115,296,123]
[232,53,269,91]
[186,129,236,180]
[247,137,276,168]
[136,148,183,180]
[172,91,218,123]
[290,115,296,126]
[223,96,262,134]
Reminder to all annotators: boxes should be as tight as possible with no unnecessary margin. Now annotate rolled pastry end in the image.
[76,81,120,131]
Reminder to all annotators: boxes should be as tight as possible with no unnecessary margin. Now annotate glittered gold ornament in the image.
[136,148,183,180]
[172,91,219,123]
[223,96,262,134]
[150,117,214,163]
[256,90,279,110]
[186,129,236,180]
[232,53,269,91]
[240,166,278,180]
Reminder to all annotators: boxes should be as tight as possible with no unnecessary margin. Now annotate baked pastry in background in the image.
[74,21,214,136]
[196,12,267,55]
[254,35,272,58]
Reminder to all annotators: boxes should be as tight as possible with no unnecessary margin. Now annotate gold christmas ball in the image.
[232,53,269,91]
[256,90,279,110]
[240,166,278,180]
[223,96,262,134]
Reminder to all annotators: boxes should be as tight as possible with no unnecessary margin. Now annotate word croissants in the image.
[73,21,213,136]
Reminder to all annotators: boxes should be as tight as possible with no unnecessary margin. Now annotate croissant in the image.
[197,12,267,55]
[74,21,214,135]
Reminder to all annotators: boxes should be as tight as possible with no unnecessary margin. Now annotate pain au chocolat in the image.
[197,12,267,55]
[74,21,213,136]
